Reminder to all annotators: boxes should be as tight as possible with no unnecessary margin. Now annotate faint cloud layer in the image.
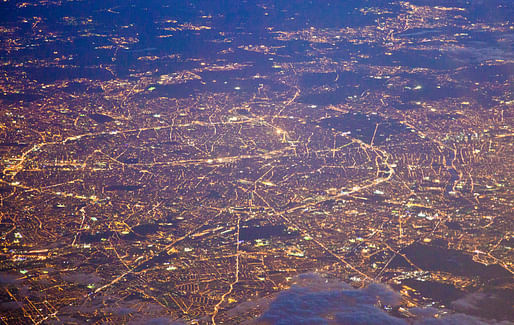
[253,273,512,325]
[128,317,186,325]
[0,272,20,286]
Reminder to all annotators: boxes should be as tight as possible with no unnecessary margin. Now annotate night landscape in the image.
[0,0,512,324]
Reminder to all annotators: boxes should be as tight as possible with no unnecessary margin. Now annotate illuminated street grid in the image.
[0,1,512,324]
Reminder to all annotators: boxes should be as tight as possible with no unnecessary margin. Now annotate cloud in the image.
[0,301,23,310]
[61,272,103,286]
[251,273,512,325]
[54,294,184,324]
[128,318,186,325]
[444,45,513,63]
[333,305,407,325]
[254,273,405,325]
[106,306,136,316]
[450,291,514,322]
[452,293,491,312]
[0,272,20,286]
[414,312,513,325]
